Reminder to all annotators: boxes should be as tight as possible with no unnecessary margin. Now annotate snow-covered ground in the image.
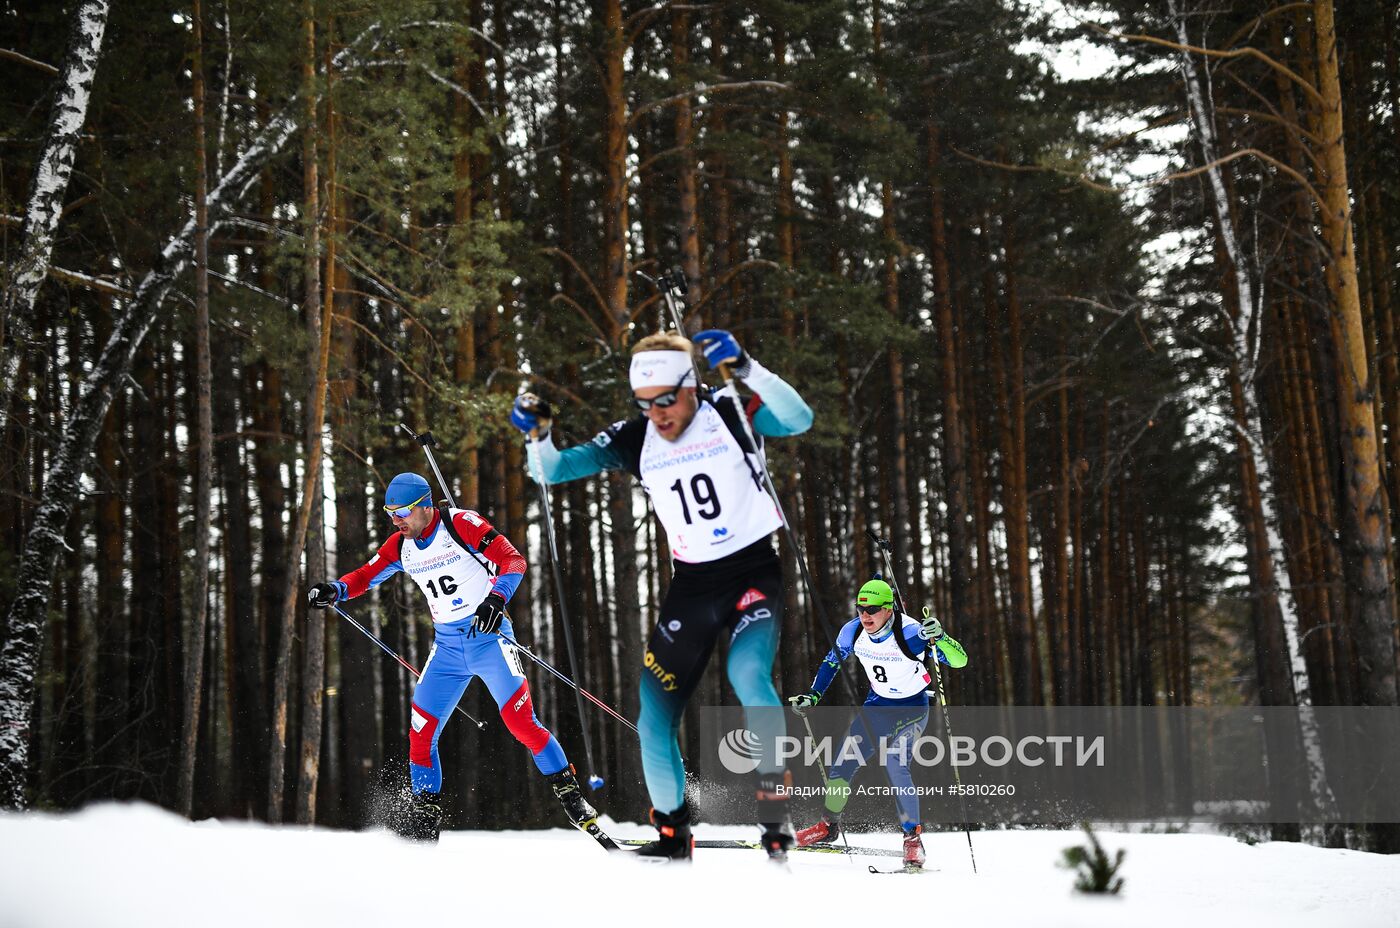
[2,803,1397,927]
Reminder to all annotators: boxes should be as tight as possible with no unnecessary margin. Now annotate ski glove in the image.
[473,591,507,634]
[307,581,341,609]
[918,615,944,641]
[510,394,553,439]
[694,329,752,378]
[787,692,820,716]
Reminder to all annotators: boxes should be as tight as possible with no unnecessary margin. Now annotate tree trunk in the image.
[269,4,329,823]
[600,0,628,343]
[872,1,912,572]
[674,9,702,301]
[1,0,110,422]
[452,0,483,507]
[177,0,214,817]
[927,123,973,638]
[1310,0,1398,709]
[984,223,1037,705]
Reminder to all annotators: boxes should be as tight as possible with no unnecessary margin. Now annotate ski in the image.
[577,816,620,852]
[619,838,903,858]
[867,864,939,875]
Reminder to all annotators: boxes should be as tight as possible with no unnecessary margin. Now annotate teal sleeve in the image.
[741,358,813,437]
[526,432,625,485]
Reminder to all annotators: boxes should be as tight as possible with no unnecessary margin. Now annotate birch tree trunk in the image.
[1171,1,1333,819]
[177,0,214,818]
[673,10,702,301]
[1,0,110,432]
[0,100,300,811]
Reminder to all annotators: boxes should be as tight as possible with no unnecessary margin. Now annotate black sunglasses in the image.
[633,374,691,412]
[857,603,886,615]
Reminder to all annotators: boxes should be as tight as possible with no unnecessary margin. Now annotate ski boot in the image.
[394,790,443,843]
[547,765,618,851]
[633,804,694,862]
[796,815,842,847]
[902,824,926,870]
[547,765,598,826]
[757,772,795,864]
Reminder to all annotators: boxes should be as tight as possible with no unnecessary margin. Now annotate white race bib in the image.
[852,614,932,698]
[399,510,496,624]
[639,402,781,563]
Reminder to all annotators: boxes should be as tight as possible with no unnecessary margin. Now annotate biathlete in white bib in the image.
[786,578,967,869]
[306,473,598,842]
[509,330,813,862]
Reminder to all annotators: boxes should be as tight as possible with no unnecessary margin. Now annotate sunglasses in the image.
[384,490,431,518]
[633,374,691,412]
[857,603,887,616]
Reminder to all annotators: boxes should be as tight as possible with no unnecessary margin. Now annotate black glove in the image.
[473,591,507,634]
[307,581,340,609]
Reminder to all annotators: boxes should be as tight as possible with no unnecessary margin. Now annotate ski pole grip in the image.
[717,361,734,383]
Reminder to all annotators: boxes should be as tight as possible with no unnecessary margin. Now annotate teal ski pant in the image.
[636,543,784,815]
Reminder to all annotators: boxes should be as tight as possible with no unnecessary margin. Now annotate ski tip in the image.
[588,775,605,790]
[868,864,936,875]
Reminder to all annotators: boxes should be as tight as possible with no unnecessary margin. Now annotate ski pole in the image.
[398,423,459,508]
[498,632,639,736]
[795,708,856,860]
[528,427,606,789]
[331,603,486,730]
[922,602,978,874]
[866,528,978,874]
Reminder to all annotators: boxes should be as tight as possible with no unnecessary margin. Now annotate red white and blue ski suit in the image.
[332,509,567,794]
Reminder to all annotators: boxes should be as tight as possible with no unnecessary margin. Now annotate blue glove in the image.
[510,393,553,438]
[694,329,751,377]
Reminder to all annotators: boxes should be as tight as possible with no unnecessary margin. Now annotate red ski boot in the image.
[902,825,926,869]
[796,817,842,847]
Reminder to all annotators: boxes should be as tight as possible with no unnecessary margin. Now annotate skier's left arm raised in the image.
[909,614,968,668]
[695,328,813,437]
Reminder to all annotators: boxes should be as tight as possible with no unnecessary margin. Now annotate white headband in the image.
[629,350,695,391]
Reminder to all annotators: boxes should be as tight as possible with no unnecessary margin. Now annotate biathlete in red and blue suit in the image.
[308,472,598,842]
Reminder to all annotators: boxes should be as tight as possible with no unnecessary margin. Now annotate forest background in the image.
[1,0,1397,850]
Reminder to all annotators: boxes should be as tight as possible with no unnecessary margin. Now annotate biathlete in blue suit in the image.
[787,578,967,870]
[510,329,813,862]
[307,472,599,842]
